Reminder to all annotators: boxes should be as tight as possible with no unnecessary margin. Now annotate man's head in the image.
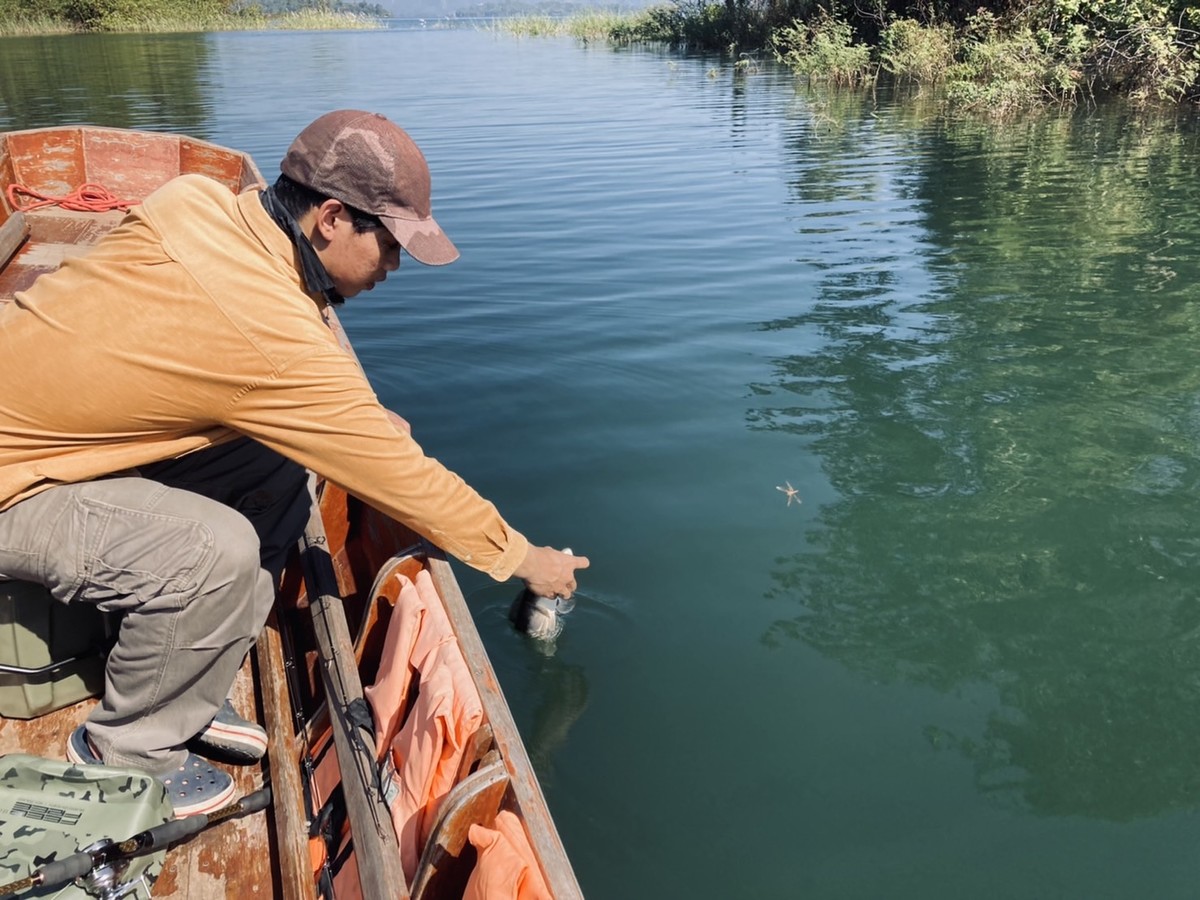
[279,110,458,296]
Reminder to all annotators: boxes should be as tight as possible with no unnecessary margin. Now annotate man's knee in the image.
[202,504,266,594]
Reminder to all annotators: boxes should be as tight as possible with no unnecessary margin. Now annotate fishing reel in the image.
[74,840,151,900]
[0,755,268,900]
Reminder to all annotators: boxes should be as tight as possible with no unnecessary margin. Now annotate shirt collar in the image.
[258,184,344,307]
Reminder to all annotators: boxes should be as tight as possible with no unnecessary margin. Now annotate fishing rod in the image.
[0,785,272,900]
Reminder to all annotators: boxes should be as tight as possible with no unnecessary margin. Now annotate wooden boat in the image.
[0,126,582,900]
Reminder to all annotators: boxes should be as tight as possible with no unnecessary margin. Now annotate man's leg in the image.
[0,439,309,773]
[138,438,311,761]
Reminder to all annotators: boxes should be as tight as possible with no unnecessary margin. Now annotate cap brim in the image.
[381,214,459,266]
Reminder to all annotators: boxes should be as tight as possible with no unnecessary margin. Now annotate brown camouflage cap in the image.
[281,110,459,266]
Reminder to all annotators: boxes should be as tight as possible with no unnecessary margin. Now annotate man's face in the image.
[316,205,402,298]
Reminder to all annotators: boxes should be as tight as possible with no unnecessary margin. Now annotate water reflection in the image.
[0,33,215,133]
[754,99,1200,822]
[525,656,589,784]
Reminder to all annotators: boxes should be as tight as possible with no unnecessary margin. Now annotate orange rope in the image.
[6,182,137,213]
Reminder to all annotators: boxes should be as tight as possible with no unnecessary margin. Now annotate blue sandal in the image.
[189,699,269,764]
[158,754,235,817]
[65,723,103,766]
[67,725,234,817]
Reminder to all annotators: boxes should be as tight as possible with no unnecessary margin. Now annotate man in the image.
[0,110,587,816]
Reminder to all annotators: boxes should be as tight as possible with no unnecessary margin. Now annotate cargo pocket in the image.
[48,486,214,613]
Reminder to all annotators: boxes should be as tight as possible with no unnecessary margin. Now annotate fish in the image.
[509,590,575,641]
[509,548,576,642]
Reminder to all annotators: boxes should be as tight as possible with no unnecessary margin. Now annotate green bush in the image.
[615,0,776,53]
[943,13,1075,113]
[1,0,250,29]
[1026,0,1200,101]
[609,3,684,43]
[4,0,1197,102]
[0,0,73,32]
[1092,16,1198,102]
[772,14,874,83]
[638,0,1200,104]
[61,0,134,27]
[880,18,956,81]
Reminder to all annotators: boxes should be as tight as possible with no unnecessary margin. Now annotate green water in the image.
[3,26,1200,898]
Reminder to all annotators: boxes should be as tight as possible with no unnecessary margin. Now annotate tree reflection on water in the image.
[0,32,214,133]
[752,94,1200,822]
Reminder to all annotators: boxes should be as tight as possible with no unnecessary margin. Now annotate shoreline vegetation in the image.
[0,1,387,34]
[504,1,1200,115]
[1,1,1197,115]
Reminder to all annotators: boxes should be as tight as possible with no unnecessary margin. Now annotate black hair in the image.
[271,174,384,234]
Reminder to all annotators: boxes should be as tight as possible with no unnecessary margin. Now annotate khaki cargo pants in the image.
[0,438,309,773]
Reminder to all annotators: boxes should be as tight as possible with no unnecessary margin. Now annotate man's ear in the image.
[312,198,345,243]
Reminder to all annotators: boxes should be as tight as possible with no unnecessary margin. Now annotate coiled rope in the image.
[5,182,136,213]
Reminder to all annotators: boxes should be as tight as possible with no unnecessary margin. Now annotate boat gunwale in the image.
[0,123,263,228]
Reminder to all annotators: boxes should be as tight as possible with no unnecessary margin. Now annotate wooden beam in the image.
[301,495,410,900]
[257,612,318,900]
[0,212,29,270]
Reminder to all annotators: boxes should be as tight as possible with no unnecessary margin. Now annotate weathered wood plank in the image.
[0,211,28,271]
[153,666,275,899]
[411,757,509,900]
[258,611,318,900]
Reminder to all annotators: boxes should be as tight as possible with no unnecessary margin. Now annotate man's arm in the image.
[228,348,570,584]
[382,407,587,595]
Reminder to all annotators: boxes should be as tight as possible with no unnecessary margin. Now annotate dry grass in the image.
[0,8,384,34]
[493,11,637,43]
[265,9,385,31]
[0,14,75,35]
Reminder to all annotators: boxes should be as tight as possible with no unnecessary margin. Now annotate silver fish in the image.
[509,548,576,642]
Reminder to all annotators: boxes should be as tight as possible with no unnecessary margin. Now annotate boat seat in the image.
[455,722,496,784]
[410,754,510,900]
[0,578,114,718]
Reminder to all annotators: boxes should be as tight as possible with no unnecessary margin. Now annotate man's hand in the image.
[513,545,590,600]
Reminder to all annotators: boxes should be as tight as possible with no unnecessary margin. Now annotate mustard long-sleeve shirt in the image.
[0,174,529,581]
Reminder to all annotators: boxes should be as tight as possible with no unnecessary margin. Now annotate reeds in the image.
[494,11,638,43]
[0,14,73,35]
[266,8,385,31]
[0,6,383,34]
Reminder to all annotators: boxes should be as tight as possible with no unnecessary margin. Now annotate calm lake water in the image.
[4,23,1200,899]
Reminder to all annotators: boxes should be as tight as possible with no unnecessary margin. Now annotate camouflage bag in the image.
[0,754,172,899]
